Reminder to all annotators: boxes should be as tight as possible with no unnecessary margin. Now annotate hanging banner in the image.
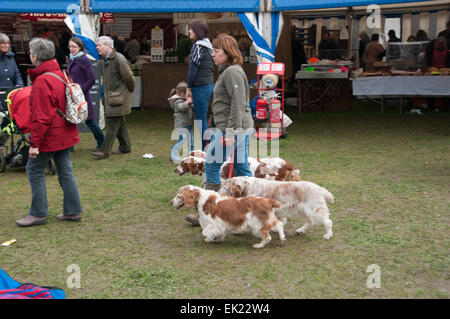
[173,12,239,24]
[18,13,114,23]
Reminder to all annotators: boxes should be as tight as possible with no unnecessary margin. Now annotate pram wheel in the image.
[46,158,56,175]
[0,152,6,172]
[281,128,288,139]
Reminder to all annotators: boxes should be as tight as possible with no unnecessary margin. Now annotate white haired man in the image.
[93,36,135,160]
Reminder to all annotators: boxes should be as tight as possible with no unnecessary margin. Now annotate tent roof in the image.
[89,0,261,13]
[272,0,436,11]
[0,0,76,13]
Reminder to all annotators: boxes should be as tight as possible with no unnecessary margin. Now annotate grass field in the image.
[0,100,449,299]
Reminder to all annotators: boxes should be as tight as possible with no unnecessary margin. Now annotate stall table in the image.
[352,76,450,114]
[296,62,353,113]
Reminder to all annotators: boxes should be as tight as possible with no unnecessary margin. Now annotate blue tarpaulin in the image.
[89,0,261,13]
[271,0,433,11]
[0,0,77,13]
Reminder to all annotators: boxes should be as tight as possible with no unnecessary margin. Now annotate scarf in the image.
[69,51,84,60]
[190,38,213,65]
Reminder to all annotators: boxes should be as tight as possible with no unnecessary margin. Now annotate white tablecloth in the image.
[353,76,450,96]
[131,76,142,108]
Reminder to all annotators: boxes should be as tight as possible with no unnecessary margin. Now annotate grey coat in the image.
[169,96,193,128]
[211,64,253,135]
[99,50,135,117]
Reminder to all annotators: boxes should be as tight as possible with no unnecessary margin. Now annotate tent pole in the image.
[347,7,353,59]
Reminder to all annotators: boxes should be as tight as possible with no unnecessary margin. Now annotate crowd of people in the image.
[0,19,256,228]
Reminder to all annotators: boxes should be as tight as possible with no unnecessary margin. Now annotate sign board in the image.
[18,13,114,23]
[173,12,239,24]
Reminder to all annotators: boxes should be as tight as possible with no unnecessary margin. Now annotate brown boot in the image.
[204,182,221,192]
[185,214,200,226]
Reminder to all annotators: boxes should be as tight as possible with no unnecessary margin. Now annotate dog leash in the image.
[220,137,235,179]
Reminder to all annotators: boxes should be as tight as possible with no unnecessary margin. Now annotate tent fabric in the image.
[271,0,434,11]
[0,0,77,13]
[0,268,66,299]
[89,0,261,13]
[238,12,284,62]
[65,12,100,60]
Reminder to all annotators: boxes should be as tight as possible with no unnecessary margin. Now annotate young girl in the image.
[168,81,194,162]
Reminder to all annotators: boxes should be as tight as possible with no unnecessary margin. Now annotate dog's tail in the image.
[322,188,334,204]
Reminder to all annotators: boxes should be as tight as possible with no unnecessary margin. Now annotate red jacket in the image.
[27,59,79,152]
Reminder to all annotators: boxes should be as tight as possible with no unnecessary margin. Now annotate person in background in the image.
[318,32,338,60]
[168,81,193,162]
[112,32,125,54]
[16,37,82,227]
[359,31,370,69]
[185,33,254,226]
[407,35,416,42]
[139,34,150,55]
[439,20,450,40]
[364,33,385,72]
[415,29,429,42]
[0,33,24,88]
[424,32,450,112]
[387,29,401,42]
[174,26,192,63]
[94,36,135,159]
[67,37,104,151]
[290,26,307,83]
[124,31,140,63]
[47,33,66,69]
[185,19,214,151]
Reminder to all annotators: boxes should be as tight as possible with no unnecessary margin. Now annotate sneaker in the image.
[16,215,47,227]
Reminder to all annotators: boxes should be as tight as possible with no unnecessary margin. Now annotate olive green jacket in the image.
[99,49,135,117]
[212,64,253,135]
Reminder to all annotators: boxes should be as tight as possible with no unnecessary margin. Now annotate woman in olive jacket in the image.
[185,33,254,226]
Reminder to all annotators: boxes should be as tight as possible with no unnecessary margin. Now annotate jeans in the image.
[205,130,253,185]
[171,126,194,162]
[85,119,105,149]
[192,84,213,151]
[26,148,82,217]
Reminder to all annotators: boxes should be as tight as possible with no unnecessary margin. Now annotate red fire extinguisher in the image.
[256,99,268,120]
[270,99,281,128]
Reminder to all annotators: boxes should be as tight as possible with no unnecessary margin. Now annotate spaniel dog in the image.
[219,177,334,240]
[258,157,301,181]
[171,185,287,248]
[189,150,206,159]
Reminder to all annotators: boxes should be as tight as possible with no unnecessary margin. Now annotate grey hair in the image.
[0,33,10,44]
[97,36,114,48]
[29,37,55,62]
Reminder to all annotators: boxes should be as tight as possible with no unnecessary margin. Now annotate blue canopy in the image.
[0,0,77,13]
[89,0,261,13]
[271,0,433,11]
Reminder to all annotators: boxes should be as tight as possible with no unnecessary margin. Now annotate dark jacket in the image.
[98,49,135,117]
[0,51,24,88]
[67,54,96,120]
[27,59,79,151]
[425,38,450,68]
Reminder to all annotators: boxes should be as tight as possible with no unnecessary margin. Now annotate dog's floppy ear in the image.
[202,195,217,216]
[183,188,200,207]
[230,183,243,197]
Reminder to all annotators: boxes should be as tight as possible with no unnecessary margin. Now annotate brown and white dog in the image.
[219,177,334,240]
[189,150,206,159]
[171,185,286,248]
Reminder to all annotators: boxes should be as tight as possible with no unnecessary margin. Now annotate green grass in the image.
[0,100,449,299]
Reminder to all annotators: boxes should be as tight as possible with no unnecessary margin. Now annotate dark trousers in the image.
[101,116,131,155]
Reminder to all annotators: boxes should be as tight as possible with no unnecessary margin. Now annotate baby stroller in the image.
[0,87,55,174]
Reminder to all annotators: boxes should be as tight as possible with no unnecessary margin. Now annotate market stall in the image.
[296,60,353,112]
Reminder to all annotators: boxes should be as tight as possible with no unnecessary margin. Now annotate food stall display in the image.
[352,41,450,114]
[295,59,353,113]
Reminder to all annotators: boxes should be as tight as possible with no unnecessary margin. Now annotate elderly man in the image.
[93,36,135,160]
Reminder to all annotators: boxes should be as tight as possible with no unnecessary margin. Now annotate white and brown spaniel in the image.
[171,185,287,248]
[174,156,205,177]
[219,177,334,240]
[189,150,206,159]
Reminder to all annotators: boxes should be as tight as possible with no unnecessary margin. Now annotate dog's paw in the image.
[295,229,306,236]
[252,243,265,249]
[280,238,287,246]
[323,233,332,240]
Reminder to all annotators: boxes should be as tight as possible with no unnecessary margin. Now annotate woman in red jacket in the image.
[15,38,82,227]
